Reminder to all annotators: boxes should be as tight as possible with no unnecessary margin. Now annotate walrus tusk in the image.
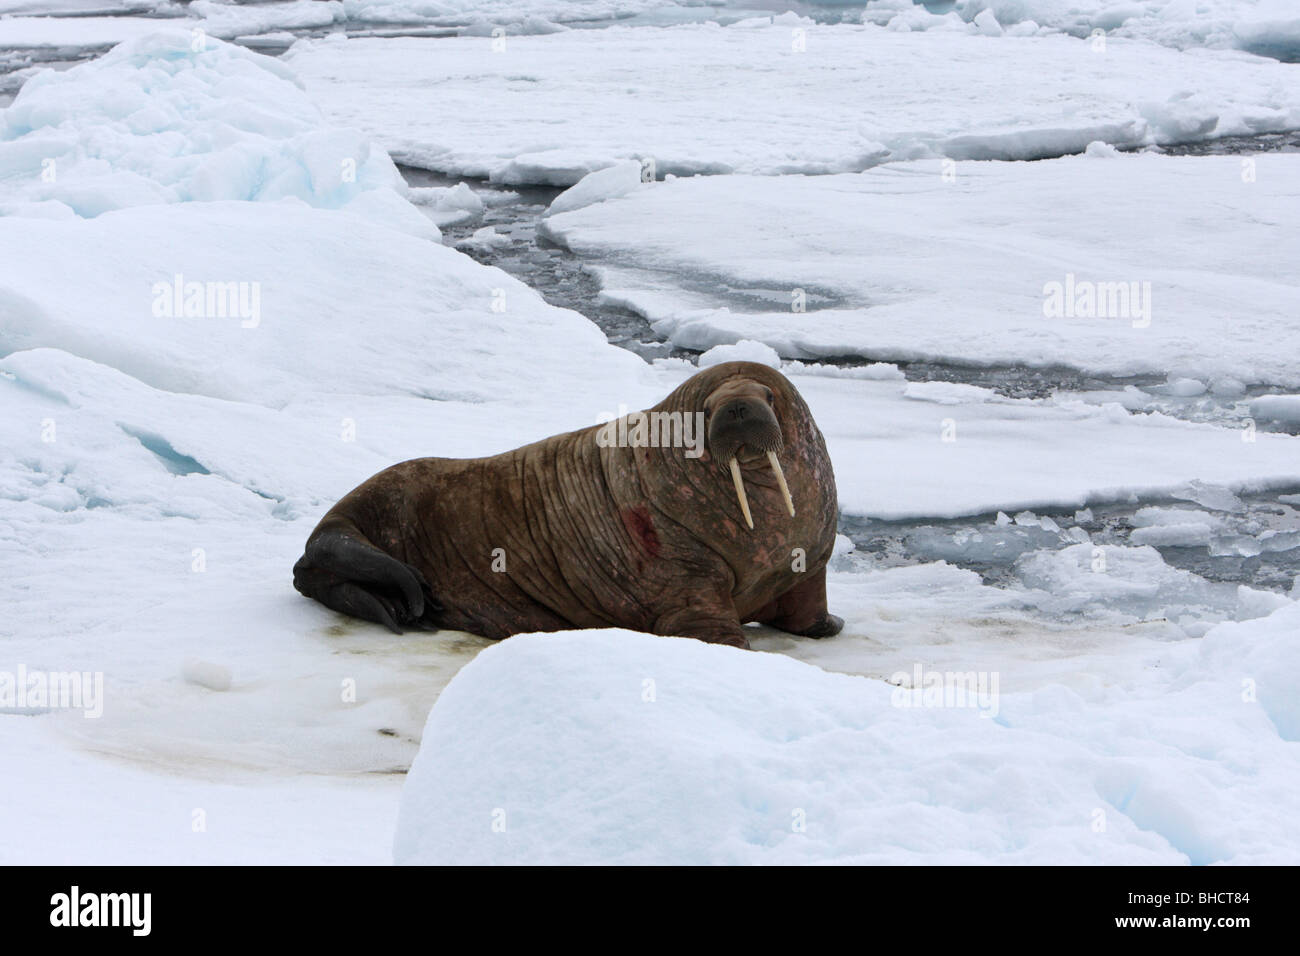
[729,456,754,530]
[767,451,795,517]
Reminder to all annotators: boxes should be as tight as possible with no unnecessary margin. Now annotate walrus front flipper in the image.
[748,566,842,639]
[293,527,439,634]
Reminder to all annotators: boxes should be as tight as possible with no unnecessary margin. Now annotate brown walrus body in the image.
[292,361,842,649]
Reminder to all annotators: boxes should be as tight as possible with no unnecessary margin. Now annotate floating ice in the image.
[864,0,1300,59]
[1161,377,1209,397]
[1251,394,1300,425]
[287,22,1300,185]
[407,181,486,226]
[544,153,1300,386]
[1014,541,1280,626]
[546,159,642,217]
[456,224,511,251]
[697,340,782,370]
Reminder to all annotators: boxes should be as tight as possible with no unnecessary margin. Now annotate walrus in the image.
[292,361,842,649]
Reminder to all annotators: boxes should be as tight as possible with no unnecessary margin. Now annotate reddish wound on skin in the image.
[621,505,661,557]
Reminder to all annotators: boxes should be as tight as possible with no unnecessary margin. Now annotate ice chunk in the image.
[890,0,1300,60]
[407,182,485,226]
[1237,586,1293,621]
[1014,543,1242,623]
[1209,535,1264,558]
[781,361,905,381]
[1210,377,1247,397]
[1084,140,1121,158]
[1131,523,1216,547]
[903,381,998,405]
[1161,377,1208,397]
[1250,395,1300,425]
[1260,530,1300,553]
[972,9,1004,36]
[455,225,511,251]
[1171,480,1245,513]
[546,159,642,217]
[906,523,1062,564]
[697,340,782,370]
[1132,506,1222,530]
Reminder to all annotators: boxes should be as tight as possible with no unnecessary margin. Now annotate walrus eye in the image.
[764,388,774,404]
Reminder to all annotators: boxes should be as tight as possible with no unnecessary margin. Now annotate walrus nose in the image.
[707,399,795,531]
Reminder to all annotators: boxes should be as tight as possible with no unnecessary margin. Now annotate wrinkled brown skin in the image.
[293,361,842,649]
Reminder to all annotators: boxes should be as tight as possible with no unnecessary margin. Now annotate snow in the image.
[2,14,1297,865]
[0,32,410,222]
[864,0,1300,60]
[0,0,172,12]
[395,609,1300,864]
[0,16,189,51]
[0,4,344,53]
[0,34,655,862]
[546,158,642,216]
[697,339,782,369]
[0,718,400,865]
[543,152,1300,386]
[285,22,1300,185]
[340,0,691,28]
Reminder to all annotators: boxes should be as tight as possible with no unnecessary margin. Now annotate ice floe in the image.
[544,152,1300,386]
[864,0,1300,60]
[286,21,1300,184]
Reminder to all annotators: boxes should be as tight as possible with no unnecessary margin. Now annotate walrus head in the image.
[703,376,796,530]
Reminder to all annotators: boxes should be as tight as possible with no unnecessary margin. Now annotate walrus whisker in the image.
[729,456,754,530]
[767,450,795,517]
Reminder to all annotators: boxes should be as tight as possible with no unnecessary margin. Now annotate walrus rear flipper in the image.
[293,526,439,634]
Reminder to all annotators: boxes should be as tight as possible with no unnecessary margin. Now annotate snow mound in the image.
[697,339,781,370]
[0,32,407,223]
[395,615,1300,864]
